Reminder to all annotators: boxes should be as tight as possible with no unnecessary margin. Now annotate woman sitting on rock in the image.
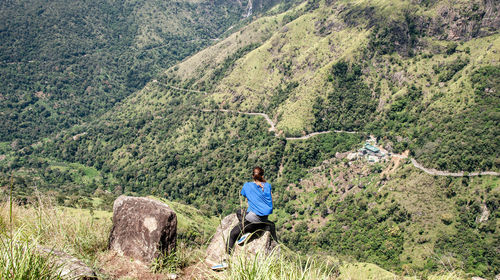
[211,166,278,270]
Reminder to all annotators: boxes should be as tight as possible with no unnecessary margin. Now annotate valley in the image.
[1,0,499,278]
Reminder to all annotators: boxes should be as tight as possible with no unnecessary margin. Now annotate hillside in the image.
[0,0,295,144]
[163,0,500,173]
[0,0,499,278]
[0,195,472,279]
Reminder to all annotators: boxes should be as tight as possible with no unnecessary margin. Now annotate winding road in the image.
[162,84,208,94]
[410,159,499,177]
[166,83,500,177]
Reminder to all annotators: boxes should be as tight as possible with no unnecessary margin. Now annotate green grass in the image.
[0,229,64,280]
[213,249,339,280]
[0,197,111,269]
[0,188,73,279]
[0,191,478,279]
[209,247,427,280]
[338,262,415,280]
[48,162,103,185]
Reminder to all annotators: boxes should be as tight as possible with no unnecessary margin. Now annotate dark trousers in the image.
[226,210,278,255]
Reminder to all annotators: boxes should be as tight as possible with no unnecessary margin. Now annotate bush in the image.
[446,43,458,55]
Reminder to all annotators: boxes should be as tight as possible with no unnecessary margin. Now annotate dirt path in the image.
[410,158,499,177]
[201,109,275,131]
[168,84,499,177]
[163,84,208,94]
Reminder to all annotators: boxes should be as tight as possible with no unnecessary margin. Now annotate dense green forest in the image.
[0,0,293,145]
[313,61,377,131]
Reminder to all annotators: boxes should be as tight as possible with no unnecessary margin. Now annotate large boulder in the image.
[36,246,97,280]
[205,213,278,266]
[108,196,177,264]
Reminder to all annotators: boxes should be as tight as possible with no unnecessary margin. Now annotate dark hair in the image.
[252,166,266,182]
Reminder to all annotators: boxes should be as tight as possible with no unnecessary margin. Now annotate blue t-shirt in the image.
[241,182,273,216]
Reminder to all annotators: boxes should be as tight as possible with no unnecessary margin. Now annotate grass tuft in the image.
[0,229,64,280]
[213,247,339,280]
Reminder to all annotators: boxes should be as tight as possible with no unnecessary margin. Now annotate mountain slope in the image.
[1,0,499,277]
[163,0,500,172]
[0,0,292,144]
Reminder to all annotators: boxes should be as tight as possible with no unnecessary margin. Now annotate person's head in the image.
[252,166,266,182]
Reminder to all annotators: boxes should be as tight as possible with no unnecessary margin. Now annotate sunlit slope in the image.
[212,12,370,133]
[163,3,305,85]
[163,0,499,172]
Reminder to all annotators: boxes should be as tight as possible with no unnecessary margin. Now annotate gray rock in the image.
[108,196,177,264]
[36,246,97,279]
[205,214,278,266]
[476,204,490,223]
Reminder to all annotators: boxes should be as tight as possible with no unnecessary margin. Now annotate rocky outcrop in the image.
[36,246,96,279]
[476,204,490,223]
[482,0,500,33]
[205,213,278,266]
[429,1,500,41]
[108,196,177,264]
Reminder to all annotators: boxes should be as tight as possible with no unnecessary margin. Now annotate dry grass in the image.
[208,249,339,280]
[0,228,64,280]
[0,194,112,268]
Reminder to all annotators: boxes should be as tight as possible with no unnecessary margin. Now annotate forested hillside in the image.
[163,0,500,173]
[0,0,295,145]
[1,0,499,278]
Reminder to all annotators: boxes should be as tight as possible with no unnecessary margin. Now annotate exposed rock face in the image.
[476,204,490,223]
[36,246,96,279]
[205,213,278,266]
[429,1,500,40]
[109,196,177,264]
